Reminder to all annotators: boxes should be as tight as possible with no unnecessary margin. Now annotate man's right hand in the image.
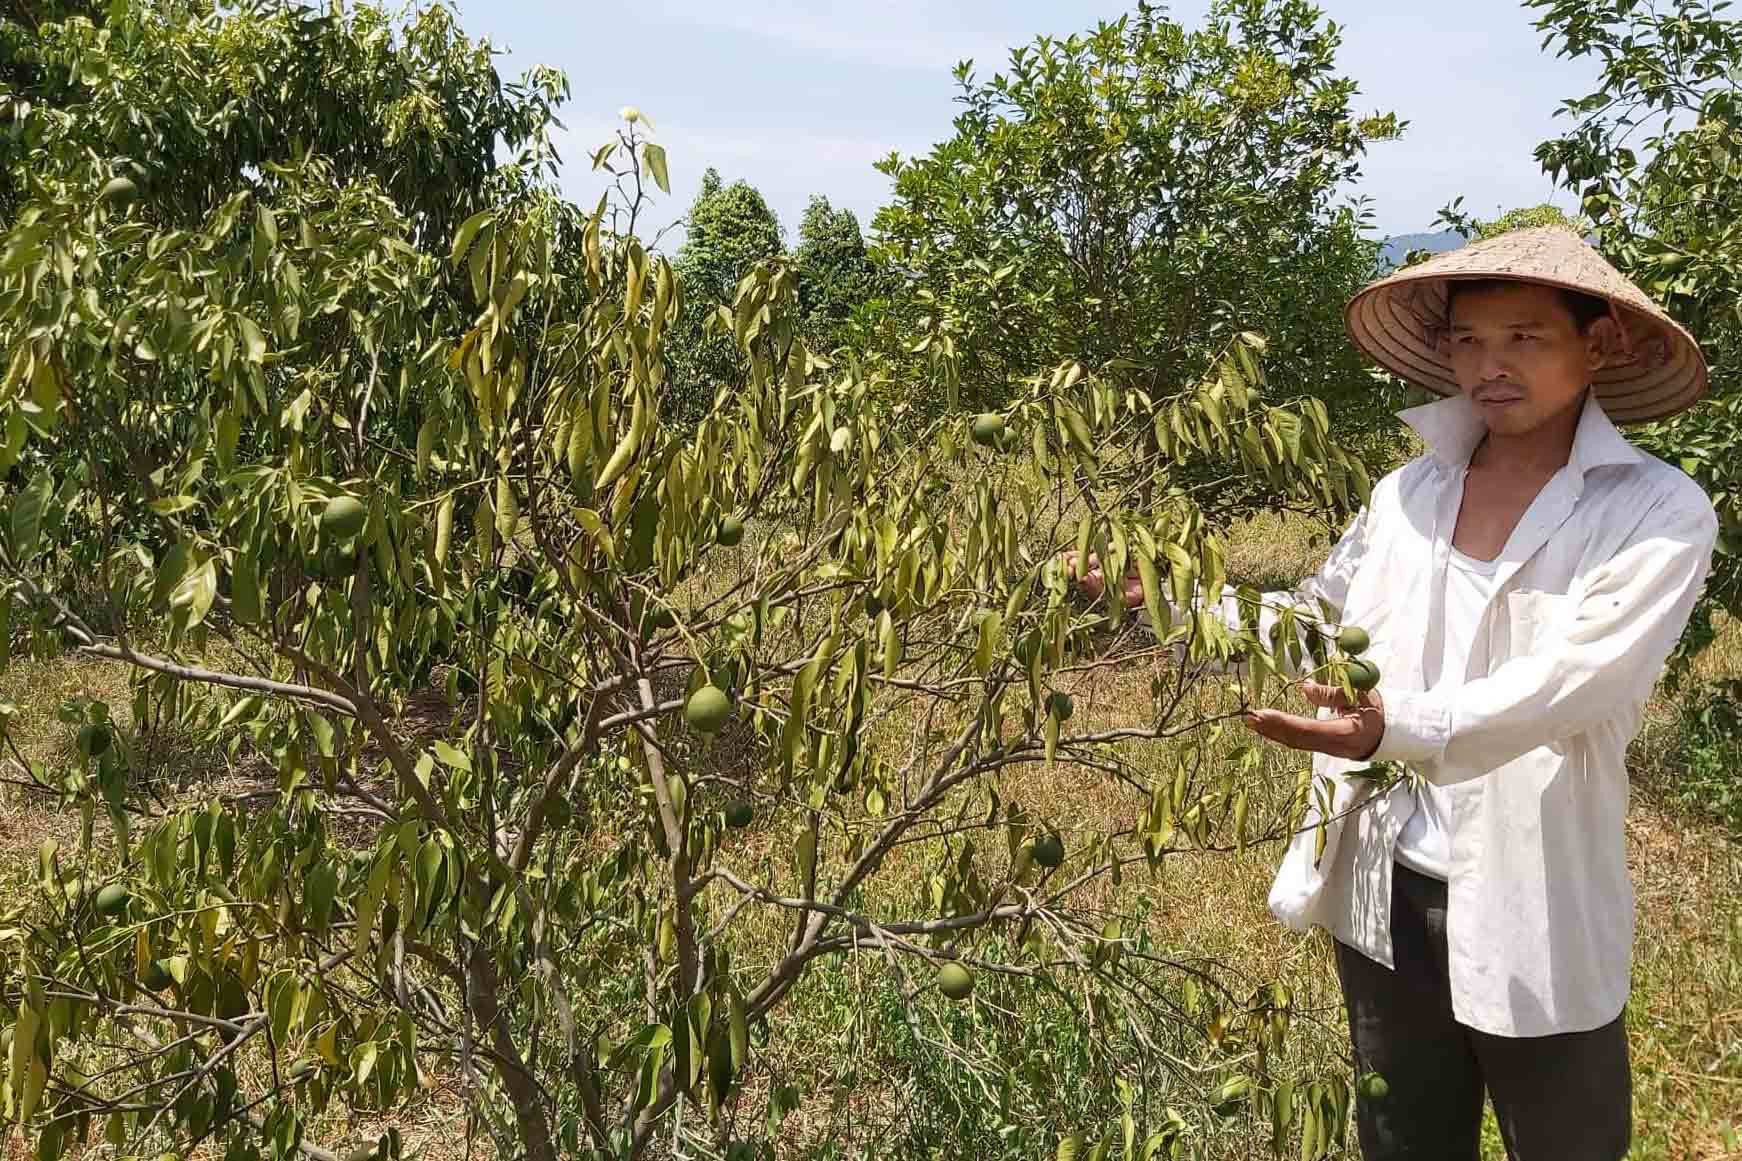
[1061,550,1146,609]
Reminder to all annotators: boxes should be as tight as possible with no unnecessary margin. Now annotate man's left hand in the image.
[1244,681,1385,761]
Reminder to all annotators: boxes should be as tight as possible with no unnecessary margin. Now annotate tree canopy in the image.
[1527,0,1742,660]
[792,195,884,356]
[867,0,1403,466]
[663,168,784,420]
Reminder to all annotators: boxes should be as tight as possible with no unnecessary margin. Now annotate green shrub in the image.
[1662,680,1742,833]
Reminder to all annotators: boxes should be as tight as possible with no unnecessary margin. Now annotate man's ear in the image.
[1585,314,1623,371]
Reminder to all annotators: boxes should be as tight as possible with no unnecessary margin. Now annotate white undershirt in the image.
[1392,543,1502,880]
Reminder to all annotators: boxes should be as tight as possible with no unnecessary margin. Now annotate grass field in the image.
[2,511,1738,1160]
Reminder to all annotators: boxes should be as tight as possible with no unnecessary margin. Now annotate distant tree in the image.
[792,195,884,354]
[1433,199,1590,244]
[674,169,783,302]
[665,169,785,419]
[867,0,1404,503]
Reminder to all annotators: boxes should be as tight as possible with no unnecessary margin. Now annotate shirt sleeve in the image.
[1374,494,1717,779]
[1140,504,1373,677]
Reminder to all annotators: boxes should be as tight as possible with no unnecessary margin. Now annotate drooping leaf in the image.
[642,143,671,194]
[449,210,495,268]
[9,472,53,559]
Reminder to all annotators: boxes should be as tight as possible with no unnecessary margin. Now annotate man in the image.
[1071,227,1715,1160]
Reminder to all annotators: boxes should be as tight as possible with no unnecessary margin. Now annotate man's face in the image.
[1442,281,1606,436]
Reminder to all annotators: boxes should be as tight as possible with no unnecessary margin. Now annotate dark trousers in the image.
[1333,862,1631,1161]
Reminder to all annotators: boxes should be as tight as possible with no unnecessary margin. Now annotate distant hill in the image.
[1378,230,1463,269]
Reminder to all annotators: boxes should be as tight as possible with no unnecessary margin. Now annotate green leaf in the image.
[495,476,519,541]
[353,1041,378,1087]
[9,472,52,559]
[304,863,338,937]
[974,610,1002,675]
[218,695,263,730]
[728,988,749,1069]
[415,837,443,926]
[879,611,900,680]
[643,143,671,194]
[636,1043,665,1111]
[306,711,336,759]
[1135,548,1166,637]
[237,316,266,364]
[415,419,437,482]
[169,556,218,627]
[1273,1077,1296,1153]
[449,210,495,268]
[147,494,198,516]
[215,407,241,471]
[225,549,261,627]
[269,973,300,1046]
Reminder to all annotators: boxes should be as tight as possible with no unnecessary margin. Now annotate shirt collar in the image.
[1398,390,1642,476]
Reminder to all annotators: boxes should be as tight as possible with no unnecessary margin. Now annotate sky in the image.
[451,0,1602,247]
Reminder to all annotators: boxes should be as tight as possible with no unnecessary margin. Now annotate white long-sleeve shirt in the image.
[1180,392,1715,1037]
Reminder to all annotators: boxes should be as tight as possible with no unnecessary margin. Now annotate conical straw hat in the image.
[1345,226,1708,423]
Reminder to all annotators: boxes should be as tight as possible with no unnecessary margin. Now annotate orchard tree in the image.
[867,0,1403,474]
[1528,0,1742,659]
[664,170,784,422]
[792,195,884,357]
[0,5,1387,1161]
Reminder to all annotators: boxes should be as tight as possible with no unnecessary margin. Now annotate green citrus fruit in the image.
[970,413,1006,448]
[684,685,733,734]
[1337,626,1371,656]
[717,515,745,547]
[100,176,137,204]
[93,882,130,917]
[937,961,974,1000]
[1032,833,1065,868]
[141,960,172,991]
[288,1060,319,1082]
[1347,658,1381,693]
[724,799,754,829]
[1046,691,1074,721]
[1357,1071,1390,1101]
[321,495,367,541]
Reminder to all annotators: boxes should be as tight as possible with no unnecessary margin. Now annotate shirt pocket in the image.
[1504,588,1572,656]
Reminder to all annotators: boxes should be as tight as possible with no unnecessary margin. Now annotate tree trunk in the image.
[467,940,557,1161]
